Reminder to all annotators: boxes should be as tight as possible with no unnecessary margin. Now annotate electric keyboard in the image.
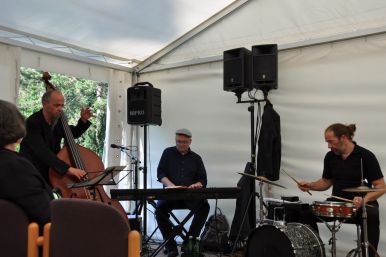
[110,187,241,201]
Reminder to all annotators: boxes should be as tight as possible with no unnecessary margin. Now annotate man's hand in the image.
[67,167,88,181]
[80,107,93,123]
[352,196,363,209]
[297,181,311,192]
[188,182,203,189]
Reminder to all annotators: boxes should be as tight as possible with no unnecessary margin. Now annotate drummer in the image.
[298,123,385,257]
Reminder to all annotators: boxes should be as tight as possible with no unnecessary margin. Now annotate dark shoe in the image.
[167,249,178,257]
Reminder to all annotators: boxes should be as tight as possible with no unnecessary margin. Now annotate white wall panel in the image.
[0,43,20,103]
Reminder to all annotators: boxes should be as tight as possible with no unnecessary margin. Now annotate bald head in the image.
[42,90,64,124]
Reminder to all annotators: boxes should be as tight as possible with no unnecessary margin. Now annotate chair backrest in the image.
[49,199,130,257]
[0,199,29,257]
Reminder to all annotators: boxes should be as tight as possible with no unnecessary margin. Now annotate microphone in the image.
[110,144,130,150]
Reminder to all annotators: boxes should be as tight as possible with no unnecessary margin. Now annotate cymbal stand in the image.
[359,158,369,257]
[360,195,369,257]
[258,180,266,222]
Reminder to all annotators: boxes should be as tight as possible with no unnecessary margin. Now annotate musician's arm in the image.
[157,149,174,187]
[195,155,207,188]
[365,177,386,203]
[160,177,175,187]
[298,178,332,191]
[70,118,91,138]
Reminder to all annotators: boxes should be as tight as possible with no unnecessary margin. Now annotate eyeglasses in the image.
[176,140,190,145]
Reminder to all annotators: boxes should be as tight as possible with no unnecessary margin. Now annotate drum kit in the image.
[238,172,325,257]
[237,172,384,257]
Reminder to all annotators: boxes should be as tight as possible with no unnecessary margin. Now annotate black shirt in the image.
[323,143,383,201]
[19,110,91,185]
[157,146,207,187]
[0,148,53,227]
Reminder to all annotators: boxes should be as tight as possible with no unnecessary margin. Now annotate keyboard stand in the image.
[150,203,202,257]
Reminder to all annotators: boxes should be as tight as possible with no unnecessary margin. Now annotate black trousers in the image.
[155,199,210,250]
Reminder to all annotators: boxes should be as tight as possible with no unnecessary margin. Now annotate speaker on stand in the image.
[251,44,278,94]
[223,47,252,100]
[126,81,161,246]
[127,82,162,126]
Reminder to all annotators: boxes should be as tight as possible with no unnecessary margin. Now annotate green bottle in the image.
[187,236,193,257]
[193,237,200,257]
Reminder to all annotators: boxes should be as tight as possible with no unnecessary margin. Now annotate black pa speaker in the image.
[252,44,278,91]
[223,47,252,93]
[127,82,162,126]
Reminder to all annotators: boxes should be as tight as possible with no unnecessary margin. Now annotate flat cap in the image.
[175,128,192,137]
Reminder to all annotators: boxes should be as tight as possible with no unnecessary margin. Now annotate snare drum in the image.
[312,201,356,218]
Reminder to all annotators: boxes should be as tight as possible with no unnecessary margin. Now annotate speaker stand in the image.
[237,92,269,230]
[142,124,149,239]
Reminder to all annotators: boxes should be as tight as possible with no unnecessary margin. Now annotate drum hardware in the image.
[341,190,372,257]
[265,197,305,223]
[281,169,312,195]
[312,201,357,257]
[342,158,383,257]
[273,205,285,223]
[345,224,363,257]
[341,157,383,257]
[318,217,345,257]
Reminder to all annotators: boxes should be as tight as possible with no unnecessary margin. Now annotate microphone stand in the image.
[118,147,140,216]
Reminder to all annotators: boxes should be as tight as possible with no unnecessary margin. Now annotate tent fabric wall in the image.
[0,43,20,102]
[138,34,386,255]
[146,0,386,69]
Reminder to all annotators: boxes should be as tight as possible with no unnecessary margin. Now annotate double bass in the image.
[42,72,128,222]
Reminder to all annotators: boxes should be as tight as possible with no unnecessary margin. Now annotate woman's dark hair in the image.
[325,123,356,141]
[0,100,26,148]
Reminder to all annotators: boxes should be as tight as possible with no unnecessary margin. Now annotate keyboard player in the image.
[155,128,210,257]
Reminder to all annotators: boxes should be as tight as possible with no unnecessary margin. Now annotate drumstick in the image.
[323,194,374,208]
[281,169,312,196]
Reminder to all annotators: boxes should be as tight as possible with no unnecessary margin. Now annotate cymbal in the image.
[237,172,287,189]
[342,185,385,193]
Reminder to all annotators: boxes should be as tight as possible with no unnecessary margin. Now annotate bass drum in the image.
[246,223,325,257]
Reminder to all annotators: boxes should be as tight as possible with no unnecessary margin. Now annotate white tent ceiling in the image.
[2,0,386,71]
[0,0,236,68]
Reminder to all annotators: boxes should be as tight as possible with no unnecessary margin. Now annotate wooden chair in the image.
[43,198,140,257]
[0,199,46,257]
